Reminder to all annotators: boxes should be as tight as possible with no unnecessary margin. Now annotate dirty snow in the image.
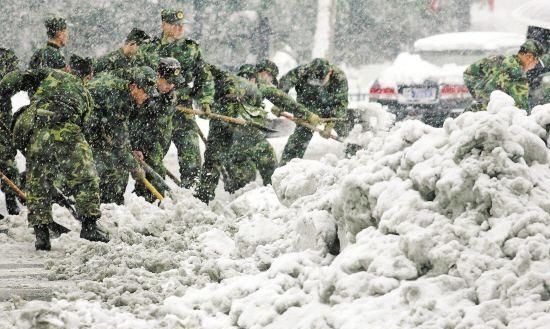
[2,91,550,328]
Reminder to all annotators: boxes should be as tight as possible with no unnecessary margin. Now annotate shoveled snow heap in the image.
[2,91,550,329]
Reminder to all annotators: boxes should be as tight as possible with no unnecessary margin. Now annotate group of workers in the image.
[0,9,351,250]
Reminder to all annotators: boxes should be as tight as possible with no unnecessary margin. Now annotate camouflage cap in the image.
[237,64,257,80]
[158,57,184,85]
[519,39,545,57]
[309,58,330,78]
[125,28,151,45]
[70,54,93,77]
[45,16,67,36]
[256,59,279,78]
[126,66,159,97]
[161,9,187,25]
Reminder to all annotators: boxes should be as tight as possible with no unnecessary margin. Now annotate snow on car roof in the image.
[513,0,550,29]
[414,32,525,52]
[378,52,465,87]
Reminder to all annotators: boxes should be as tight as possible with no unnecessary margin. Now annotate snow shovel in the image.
[177,106,280,134]
[278,112,345,142]
[265,117,296,138]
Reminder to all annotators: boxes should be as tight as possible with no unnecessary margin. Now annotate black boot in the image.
[6,194,20,215]
[48,221,71,238]
[34,225,51,251]
[80,219,110,243]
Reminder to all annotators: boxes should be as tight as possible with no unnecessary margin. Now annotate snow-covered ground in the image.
[3,90,550,328]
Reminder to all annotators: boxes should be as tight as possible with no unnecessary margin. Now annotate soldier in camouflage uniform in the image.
[5,67,108,250]
[85,66,155,204]
[194,64,260,203]
[279,58,349,165]
[94,28,151,74]
[255,60,321,123]
[464,39,545,112]
[130,58,182,201]
[0,48,21,217]
[141,9,215,189]
[195,63,320,204]
[222,64,279,194]
[226,61,323,193]
[29,16,68,70]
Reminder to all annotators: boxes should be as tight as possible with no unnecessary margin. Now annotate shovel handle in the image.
[0,171,26,201]
[141,177,164,201]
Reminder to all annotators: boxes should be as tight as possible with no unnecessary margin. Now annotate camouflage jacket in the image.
[0,69,93,153]
[212,72,264,122]
[32,70,92,127]
[85,72,136,170]
[0,71,22,132]
[141,34,214,106]
[129,91,176,161]
[29,42,66,70]
[279,64,348,117]
[464,55,529,110]
[257,81,316,121]
[0,70,35,153]
[94,48,142,74]
[0,69,91,129]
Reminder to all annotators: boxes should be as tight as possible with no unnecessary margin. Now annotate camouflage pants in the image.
[26,124,100,226]
[195,121,233,203]
[134,141,168,202]
[0,141,21,215]
[172,113,201,189]
[280,117,350,166]
[93,147,133,205]
[224,127,277,193]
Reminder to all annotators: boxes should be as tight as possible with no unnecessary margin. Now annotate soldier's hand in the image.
[307,113,321,126]
[271,106,282,117]
[320,122,334,139]
[202,103,212,115]
[131,166,146,181]
[133,150,144,161]
[199,104,212,119]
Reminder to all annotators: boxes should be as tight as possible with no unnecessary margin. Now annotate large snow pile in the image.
[2,91,550,328]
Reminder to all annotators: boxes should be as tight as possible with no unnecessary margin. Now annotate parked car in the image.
[369,32,525,126]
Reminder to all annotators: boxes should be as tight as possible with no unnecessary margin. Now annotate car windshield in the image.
[416,48,519,66]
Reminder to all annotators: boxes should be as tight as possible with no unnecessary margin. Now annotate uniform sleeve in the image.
[136,43,159,69]
[0,71,31,122]
[29,48,65,70]
[259,83,313,119]
[28,49,43,69]
[191,47,214,106]
[463,62,481,98]
[93,54,112,74]
[507,81,530,110]
[328,69,348,117]
[279,67,301,93]
[498,57,529,110]
[81,88,95,125]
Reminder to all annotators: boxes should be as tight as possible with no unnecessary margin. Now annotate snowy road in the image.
[0,242,73,302]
